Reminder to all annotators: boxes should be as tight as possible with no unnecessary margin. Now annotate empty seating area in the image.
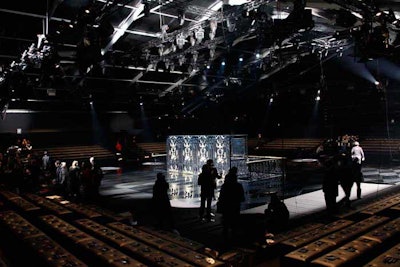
[34,145,115,163]
[271,188,400,267]
[0,189,245,267]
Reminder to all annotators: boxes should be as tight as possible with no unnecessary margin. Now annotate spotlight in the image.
[85,9,90,14]
[140,102,144,106]
[221,61,226,66]
[239,57,243,62]
[206,65,210,69]
[375,81,380,86]
[315,96,320,101]
[256,53,261,59]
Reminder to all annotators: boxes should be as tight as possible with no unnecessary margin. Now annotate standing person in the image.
[89,157,103,197]
[351,141,365,199]
[152,172,174,230]
[68,160,81,199]
[337,154,354,207]
[218,167,245,240]
[198,159,221,222]
[322,157,339,214]
[42,151,50,171]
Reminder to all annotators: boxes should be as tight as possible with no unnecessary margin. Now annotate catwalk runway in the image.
[99,164,400,218]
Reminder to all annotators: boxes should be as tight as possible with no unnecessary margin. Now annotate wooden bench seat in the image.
[364,243,400,267]
[281,219,353,248]
[311,237,380,267]
[76,219,196,267]
[0,211,87,267]
[108,222,224,267]
[284,216,388,264]
[38,215,146,267]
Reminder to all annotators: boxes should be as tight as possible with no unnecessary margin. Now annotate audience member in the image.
[198,159,221,222]
[351,141,365,199]
[152,172,175,230]
[218,167,245,240]
[337,154,354,207]
[322,156,339,214]
[89,156,103,197]
[264,193,289,233]
[68,160,81,199]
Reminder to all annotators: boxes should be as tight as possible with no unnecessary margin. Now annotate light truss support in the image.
[103,2,145,54]
[159,78,185,97]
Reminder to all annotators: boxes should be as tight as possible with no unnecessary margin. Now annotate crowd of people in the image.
[0,139,103,202]
[319,134,365,213]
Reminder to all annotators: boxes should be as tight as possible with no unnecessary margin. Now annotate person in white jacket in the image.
[351,141,365,199]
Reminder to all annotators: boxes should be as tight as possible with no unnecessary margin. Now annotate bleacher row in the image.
[34,145,115,162]
[250,138,400,155]
[264,190,400,266]
[0,189,249,267]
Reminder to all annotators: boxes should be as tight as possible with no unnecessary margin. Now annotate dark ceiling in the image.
[1,0,400,121]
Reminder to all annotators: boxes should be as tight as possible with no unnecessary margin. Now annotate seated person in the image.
[264,192,289,233]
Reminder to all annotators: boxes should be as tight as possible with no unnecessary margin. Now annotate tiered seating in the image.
[311,217,400,266]
[108,222,224,267]
[75,219,196,267]
[256,138,323,151]
[24,193,72,215]
[1,190,40,212]
[35,145,115,162]
[136,142,166,157]
[137,225,205,251]
[364,243,400,266]
[281,219,353,248]
[361,139,400,153]
[0,189,228,266]
[284,216,389,264]
[39,215,147,267]
[360,195,400,215]
[0,211,87,267]
[272,222,325,244]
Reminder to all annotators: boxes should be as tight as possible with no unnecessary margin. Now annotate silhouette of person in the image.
[89,157,103,197]
[337,153,353,207]
[218,167,245,239]
[264,193,289,233]
[351,141,365,199]
[322,157,339,214]
[152,172,174,229]
[198,159,221,221]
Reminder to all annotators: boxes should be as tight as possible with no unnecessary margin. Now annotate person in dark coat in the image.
[322,156,339,214]
[198,159,221,221]
[218,167,245,239]
[337,153,354,207]
[152,172,174,229]
[264,193,289,233]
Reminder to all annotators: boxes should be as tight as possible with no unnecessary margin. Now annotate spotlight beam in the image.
[103,3,144,54]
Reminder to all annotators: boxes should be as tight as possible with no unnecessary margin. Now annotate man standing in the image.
[198,159,221,222]
[351,141,365,199]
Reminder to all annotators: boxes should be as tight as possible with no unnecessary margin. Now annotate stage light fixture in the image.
[195,28,205,43]
[375,81,380,85]
[239,57,243,62]
[256,53,261,59]
[176,36,185,49]
[221,61,226,66]
[315,96,320,101]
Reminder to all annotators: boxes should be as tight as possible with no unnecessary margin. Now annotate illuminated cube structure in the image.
[166,135,284,208]
[166,135,248,177]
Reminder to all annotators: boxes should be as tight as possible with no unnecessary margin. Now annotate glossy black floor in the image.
[95,161,400,256]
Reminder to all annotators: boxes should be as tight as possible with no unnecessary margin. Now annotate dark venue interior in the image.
[2,0,400,266]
